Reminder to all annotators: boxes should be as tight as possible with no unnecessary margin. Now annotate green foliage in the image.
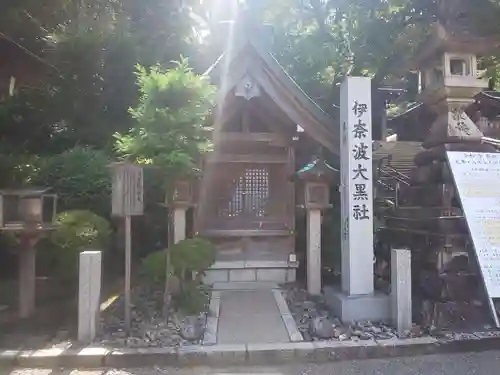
[51,210,111,251]
[140,238,216,284]
[115,60,215,182]
[33,147,112,217]
[140,237,215,313]
[0,0,203,153]
[45,210,111,280]
[170,237,216,277]
[140,250,168,284]
[173,282,209,315]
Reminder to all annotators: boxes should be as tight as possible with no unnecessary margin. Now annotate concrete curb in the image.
[272,289,304,342]
[202,291,220,346]
[3,334,500,369]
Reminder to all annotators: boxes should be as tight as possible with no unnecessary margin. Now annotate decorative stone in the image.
[309,316,335,339]
[333,327,349,339]
[180,316,205,341]
[94,285,209,348]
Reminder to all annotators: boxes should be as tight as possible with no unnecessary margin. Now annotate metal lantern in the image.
[170,177,194,208]
[293,156,337,210]
[305,182,330,209]
[0,188,57,231]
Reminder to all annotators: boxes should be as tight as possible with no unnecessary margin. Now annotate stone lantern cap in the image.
[409,22,499,71]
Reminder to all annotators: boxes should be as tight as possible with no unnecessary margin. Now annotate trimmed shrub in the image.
[33,146,112,217]
[45,210,111,280]
[140,237,215,313]
[140,237,215,284]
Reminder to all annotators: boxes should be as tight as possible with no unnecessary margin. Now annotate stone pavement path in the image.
[217,290,289,344]
[10,350,500,374]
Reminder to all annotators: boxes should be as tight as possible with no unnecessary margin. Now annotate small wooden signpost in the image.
[111,162,144,334]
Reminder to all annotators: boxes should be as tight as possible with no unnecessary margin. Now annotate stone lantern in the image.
[170,173,198,244]
[294,155,337,295]
[408,0,499,265]
[410,2,498,147]
[0,187,57,318]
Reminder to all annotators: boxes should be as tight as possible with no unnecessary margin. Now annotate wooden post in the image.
[124,215,132,334]
[110,162,144,337]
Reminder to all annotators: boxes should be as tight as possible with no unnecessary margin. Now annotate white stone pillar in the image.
[19,246,36,318]
[307,209,322,295]
[78,251,102,343]
[173,207,187,244]
[391,248,412,333]
[340,76,374,296]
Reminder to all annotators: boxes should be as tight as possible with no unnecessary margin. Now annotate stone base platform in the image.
[324,285,391,323]
[203,261,298,285]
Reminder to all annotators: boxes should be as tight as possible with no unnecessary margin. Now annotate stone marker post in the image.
[324,76,390,322]
[340,76,374,296]
[78,251,102,343]
[18,244,36,319]
[391,248,412,333]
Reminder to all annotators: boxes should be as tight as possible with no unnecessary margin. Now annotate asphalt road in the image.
[9,350,500,375]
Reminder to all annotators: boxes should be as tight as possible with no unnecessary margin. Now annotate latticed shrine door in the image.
[208,163,289,231]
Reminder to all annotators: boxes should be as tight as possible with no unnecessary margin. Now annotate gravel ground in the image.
[94,285,209,348]
[8,350,500,375]
[282,284,414,341]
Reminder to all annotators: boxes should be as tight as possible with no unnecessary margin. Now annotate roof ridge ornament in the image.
[235,75,261,100]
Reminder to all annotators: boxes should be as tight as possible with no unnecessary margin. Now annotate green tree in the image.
[115,59,215,315]
[114,60,215,179]
[0,0,205,153]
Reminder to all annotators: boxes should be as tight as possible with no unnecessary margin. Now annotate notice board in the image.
[447,151,500,327]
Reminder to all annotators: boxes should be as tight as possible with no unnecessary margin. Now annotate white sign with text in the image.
[447,151,500,327]
[447,151,500,296]
[340,77,374,296]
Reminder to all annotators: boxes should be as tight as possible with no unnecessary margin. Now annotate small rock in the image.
[333,326,348,339]
[179,316,205,341]
[338,333,350,341]
[309,316,335,339]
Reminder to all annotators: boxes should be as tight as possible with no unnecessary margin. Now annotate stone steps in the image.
[211,281,280,291]
[203,260,298,285]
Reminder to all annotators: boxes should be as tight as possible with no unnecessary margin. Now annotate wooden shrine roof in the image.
[0,34,54,97]
[205,35,338,162]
